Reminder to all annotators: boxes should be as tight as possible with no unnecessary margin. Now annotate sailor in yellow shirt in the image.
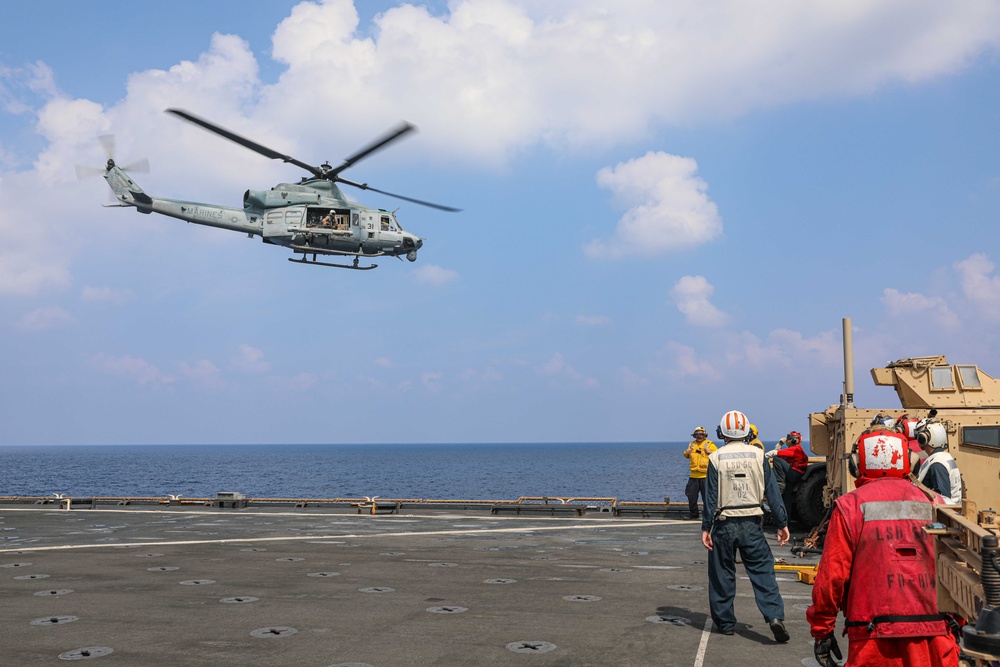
[683,426,718,520]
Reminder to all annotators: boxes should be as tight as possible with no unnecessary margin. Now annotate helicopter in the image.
[97,109,460,270]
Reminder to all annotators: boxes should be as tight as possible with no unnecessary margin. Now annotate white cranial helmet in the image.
[915,419,948,448]
[718,410,750,440]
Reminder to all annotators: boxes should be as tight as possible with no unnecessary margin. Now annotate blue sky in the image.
[2,1,1000,446]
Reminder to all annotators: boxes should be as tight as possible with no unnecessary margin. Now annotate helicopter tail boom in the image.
[103,160,153,212]
[102,160,261,235]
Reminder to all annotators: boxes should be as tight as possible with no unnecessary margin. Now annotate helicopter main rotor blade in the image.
[337,177,462,212]
[328,122,416,179]
[165,108,324,178]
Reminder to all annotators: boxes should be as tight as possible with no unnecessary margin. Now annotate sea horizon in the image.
[0,440,806,502]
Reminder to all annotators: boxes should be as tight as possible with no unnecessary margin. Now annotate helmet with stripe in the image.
[717,410,750,440]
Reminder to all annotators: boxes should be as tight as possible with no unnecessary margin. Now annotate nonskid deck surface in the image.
[0,506,820,666]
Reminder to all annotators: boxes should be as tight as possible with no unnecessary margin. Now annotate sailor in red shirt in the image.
[767,431,809,513]
[775,430,808,474]
[807,429,958,667]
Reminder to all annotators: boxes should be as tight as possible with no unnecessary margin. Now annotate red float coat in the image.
[775,443,808,474]
[808,478,958,666]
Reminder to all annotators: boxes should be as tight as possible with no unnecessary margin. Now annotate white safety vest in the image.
[917,450,963,505]
[709,443,766,519]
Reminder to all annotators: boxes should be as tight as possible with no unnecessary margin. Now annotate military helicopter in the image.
[97,109,460,270]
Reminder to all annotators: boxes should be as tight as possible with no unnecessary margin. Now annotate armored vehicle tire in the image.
[795,465,827,528]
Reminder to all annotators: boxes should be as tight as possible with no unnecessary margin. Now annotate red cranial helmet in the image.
[849,430,911,479]
[786,431,802,446]
[896,415,920,439]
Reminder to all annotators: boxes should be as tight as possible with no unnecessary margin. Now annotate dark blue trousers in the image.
[707,515,784,630]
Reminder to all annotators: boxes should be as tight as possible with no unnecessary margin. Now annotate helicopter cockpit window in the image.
[956,365,982,390]
[380,215,390,232]
[930,366,955,391]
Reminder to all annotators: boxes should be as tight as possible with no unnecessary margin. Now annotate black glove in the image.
[814,633,843,667]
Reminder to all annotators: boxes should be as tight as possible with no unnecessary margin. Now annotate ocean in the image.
[0,442,701,502]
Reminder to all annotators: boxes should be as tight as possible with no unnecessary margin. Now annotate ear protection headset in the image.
[915,420,948,448]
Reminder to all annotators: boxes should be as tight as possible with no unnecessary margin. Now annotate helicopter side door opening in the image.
[306,207,353,233]
[295,206,361,250]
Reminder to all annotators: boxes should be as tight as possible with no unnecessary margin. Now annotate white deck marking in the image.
[0,514,675,553]
[694,616,713,667]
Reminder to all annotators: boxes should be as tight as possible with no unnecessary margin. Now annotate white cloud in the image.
[458,365,503,388]
[0,62,57,117]
[179,359,224,390]
[3,1,999,293]
[955,253,1000,319]
[875,253,1000,335]
[618,366,651,388]
[93,353,174,386]
[539,351,598,388]
[374,356,394,369]
[270,372,318,391]
[721,328,840,369]
[81,286,132,305]
[663,326,839,382]
[670,275,729,327]
[881,288,959,329]
[585,152,722,259]
[576,314,611,326]
[413,264,460,286]
[231,344,271,373]
[540,351,568,376]
[15,305,74,331]
[664,341,722,381]
[421,371,444,391]
[0,240,72,296]
[263,0,1000,155]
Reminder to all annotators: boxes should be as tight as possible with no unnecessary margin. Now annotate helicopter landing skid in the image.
[288,255,378,270]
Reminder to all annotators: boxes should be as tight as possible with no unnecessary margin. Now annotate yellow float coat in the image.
[684,439,717,478]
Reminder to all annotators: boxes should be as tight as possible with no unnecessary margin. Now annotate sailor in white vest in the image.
[914,419,963,505]
[701,409,791,642]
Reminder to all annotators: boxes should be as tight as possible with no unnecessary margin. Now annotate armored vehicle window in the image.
[930,366,955,391]
[956,365,982,390]
[963,425,1000,450]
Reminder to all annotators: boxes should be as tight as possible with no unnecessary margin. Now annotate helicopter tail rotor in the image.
[75,135,149,180]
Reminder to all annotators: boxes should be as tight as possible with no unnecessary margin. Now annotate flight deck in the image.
[0,503,821,666]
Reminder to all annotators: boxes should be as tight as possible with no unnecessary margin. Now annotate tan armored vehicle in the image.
[808,319,1000,663]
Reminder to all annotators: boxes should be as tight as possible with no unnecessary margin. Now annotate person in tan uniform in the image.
[683,426,717,520]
